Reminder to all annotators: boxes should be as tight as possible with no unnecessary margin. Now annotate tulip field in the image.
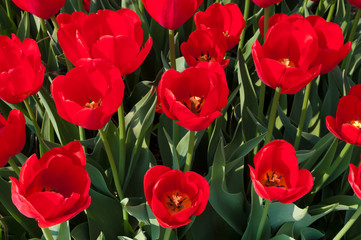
[1,0,361,239]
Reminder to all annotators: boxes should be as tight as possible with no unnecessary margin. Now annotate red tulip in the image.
[0,109,26,168]
[57,9,152,76]
[259,13,303,39]
[142,0,203,30]
[0,34,45,104]
[326,84,361,146]
[10,141,91,228]
[348,0,361,8]
[251,0,282,8]
[349,161,361,199]
[306,16,351,74]
[144,165,209,228]
[249,140,314,203]
[158,61,228,131]
[252,18,321,94]
[194,3,246,51]
[180,29,229,68]
[83,0,90,12]
[260,14,351,75]
[51,59,125,130]
[12,0,65,19]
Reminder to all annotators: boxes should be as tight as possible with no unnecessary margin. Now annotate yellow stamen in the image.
[84,98,102,109]
[278,58,295,68]
[182,95,205,115]
[350,120,361,129]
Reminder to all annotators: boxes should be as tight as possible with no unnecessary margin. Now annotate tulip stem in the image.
[341,8,361,71]
[184,131,195,172]
[118,104,126,184]
[98,128,124,199]
[333,204,361,240]
[163,228,173,240]
[299,0,308,15]
[8,157,20,176]
[169,29,177,70]
[264,87,281,145]
[256,199,271,240]
[24,98,47,154]
[257,7,270,121]
[239,0,250,49]
[50,16,59,33]
[294,83,312,150]
[41,227,54,240]
[315,0,323,16]
[5,0,14,19]
[314,142,354,193]
[326,0,336,22]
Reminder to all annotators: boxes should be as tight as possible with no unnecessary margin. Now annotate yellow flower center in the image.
[223,30,230,38]
[163,191,192,215]
[197,51,215,62]
[278,58,295,68]
[84,98,102,109]
[182,95,205,115]
[260,170,288,188]
[350,120,361,129]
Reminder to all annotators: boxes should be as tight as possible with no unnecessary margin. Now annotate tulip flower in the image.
[12,0,65,19]
[142,0,203,30]
[252,0,283,8]
[0,34,45,104]
[326,85,361,146]
[181,29,229,68]
[144,165,210,228]
[306,16,351,74]
[158,61,228,131]
[259,14,351,75]
[348,0,361,8]
[57,9,152,76]
[10,141,91,228]
[51,59,125,130]
[83,0,90,12]
[0,109,26,168]
[252,18,321,94]
[249,140,314,203]
[194,3,246,50]
[349,162,361,199]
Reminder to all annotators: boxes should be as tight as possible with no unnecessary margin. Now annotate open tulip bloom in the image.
[249,140,314,203]
[3,0,361,239]
[10,141,91,228]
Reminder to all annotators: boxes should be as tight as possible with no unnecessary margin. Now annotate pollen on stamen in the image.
[350,120,361,129]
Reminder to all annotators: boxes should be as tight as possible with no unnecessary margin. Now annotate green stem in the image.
[294,83,312,150]
[50,16,59,33]
[40,19,47,36]
[169,29,177,70]
[41,227,54,240]
[315,0,324,16]
[239,0,250,49]
[258,7,270,120]
[8,157,20,176]
[341,8,361,71]
[163,228,172,240]
[23,98,47,153]
[207,124,213,142]
[326,0,336,22]
[138,0,145,15]
[300,0,308,15]
[173,121,179,148]
[5,0,14,20]
[99,128,130,235]
[264,87,281,145]
[314,142,353,193]
[184,131,196,172]
[333,205,361,240]
[118,104,126,184]
[98,128,124,199]
[256,199,271,240]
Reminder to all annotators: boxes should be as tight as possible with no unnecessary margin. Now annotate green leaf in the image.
[71,223,90,240]
[209,139,245,235]
[16,12,30,41]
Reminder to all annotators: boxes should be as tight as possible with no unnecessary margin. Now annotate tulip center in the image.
[261,170,288,188]
[84,98,102,109]
[223,30,230,38]
[197,51,215,62]
[163,190,192,215]
[182,95,205,115]
[350,120,361,129]
[278,58,295,68]
[41,186,57,193]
